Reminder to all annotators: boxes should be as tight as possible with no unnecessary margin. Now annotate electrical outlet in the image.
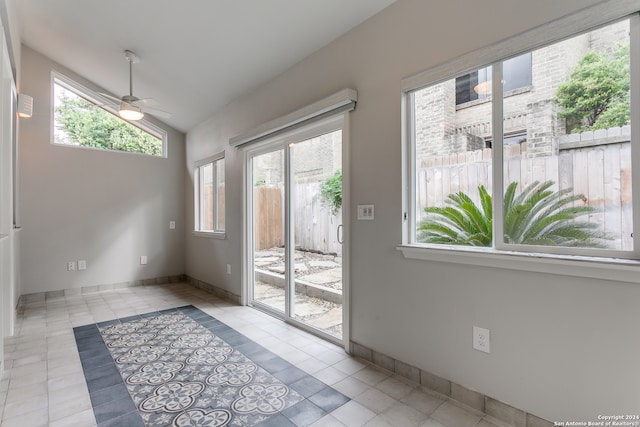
[226,264,231,275]
[67,261,76,271]
[473,326,491,353]
[140,255,148,265]
[169,221,176,229]
[78,260,87,270]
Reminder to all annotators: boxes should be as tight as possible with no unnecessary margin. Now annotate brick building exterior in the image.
[414,20,628,160]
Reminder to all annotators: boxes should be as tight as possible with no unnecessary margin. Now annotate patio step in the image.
[254,269,343,304]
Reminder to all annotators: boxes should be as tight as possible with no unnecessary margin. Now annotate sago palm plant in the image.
[418,180,607,247]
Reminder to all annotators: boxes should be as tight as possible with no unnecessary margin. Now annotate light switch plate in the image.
[357,204,374,220]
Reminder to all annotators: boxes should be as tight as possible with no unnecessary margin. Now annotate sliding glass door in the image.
[251,148,286,314]
[247,119,345,343]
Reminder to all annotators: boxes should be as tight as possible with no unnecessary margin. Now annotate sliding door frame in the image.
[241,113,351,350]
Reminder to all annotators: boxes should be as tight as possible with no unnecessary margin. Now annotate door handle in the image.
[337,224,344,244]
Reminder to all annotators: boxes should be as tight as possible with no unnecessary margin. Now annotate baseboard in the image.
[17,274,187,307]
[17,274,242,310]
[184,275,241,304]
[350,341,552,427]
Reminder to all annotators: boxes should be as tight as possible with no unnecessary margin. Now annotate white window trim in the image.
[51,71,168,157]
[192,230,226,239]
[399,2,640,282]
[193,151,226,238]
[396,244,640,284]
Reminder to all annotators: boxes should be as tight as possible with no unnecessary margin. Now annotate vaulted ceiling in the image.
[17,0,395,133]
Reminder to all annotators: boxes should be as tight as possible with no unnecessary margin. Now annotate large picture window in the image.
[52,73,166,157]
[194,153,225,236]
[405,16,637,261]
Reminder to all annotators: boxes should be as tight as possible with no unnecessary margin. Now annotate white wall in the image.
[18,46,186,295]
[185,0,640,421]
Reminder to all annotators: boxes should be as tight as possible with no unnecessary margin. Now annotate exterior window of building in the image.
[407,16,635,259]
[52,73,166,157]
[455,53,532,105]
[194,154,225,236]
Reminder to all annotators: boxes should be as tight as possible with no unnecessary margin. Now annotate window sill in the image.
[192,231,226,240]
[396,244,640,284]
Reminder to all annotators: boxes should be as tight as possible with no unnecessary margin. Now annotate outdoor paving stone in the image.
[293,302,330,317]
[255,261,275,267]
[255,250,281,257]
[260,296,286,307]
[301,268,342,285]
[255,283,284,298]
[309,260,340,268]
[255,256,280,263]
[310,307,343,329]
[294,263,309,272]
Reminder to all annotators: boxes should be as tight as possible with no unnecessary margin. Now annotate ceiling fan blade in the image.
[142,106,171,119]
[132,97,157,106]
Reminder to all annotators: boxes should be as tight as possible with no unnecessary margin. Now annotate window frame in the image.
[455,53,532,106]
[193,152,226,239]
[51,71,167,157]
[399,4,640,282]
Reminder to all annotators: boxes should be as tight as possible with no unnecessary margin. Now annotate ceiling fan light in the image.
[119,102,144,120]
[473,80,492,95]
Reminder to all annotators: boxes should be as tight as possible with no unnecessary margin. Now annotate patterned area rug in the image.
[74,305,349,427]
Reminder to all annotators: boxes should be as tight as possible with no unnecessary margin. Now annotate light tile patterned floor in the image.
[0,282,506,427]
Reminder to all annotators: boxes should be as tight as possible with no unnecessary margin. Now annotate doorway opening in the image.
[245,117,347,345]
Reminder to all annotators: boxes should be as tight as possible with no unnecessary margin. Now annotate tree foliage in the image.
[555,44,630,133]
[54,92,163,156]
[418,181,607,247]
[319,169,342,216]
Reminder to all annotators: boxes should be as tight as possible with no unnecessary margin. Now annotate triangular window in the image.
[52,72,166,157]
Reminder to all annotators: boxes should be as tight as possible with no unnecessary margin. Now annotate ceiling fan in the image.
[99,50,171,121]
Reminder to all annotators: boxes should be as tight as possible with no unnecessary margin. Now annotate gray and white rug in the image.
[74,305,349,427]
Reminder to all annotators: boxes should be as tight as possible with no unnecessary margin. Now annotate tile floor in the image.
[0,282,508,427]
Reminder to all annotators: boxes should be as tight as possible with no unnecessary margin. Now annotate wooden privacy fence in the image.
[254,186,284,251]
[417,140,632,250]
[293,180,342,256]
[254,182,342,255]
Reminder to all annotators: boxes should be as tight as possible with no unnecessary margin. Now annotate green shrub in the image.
[418,181,607,247]
[320,170,342,216]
